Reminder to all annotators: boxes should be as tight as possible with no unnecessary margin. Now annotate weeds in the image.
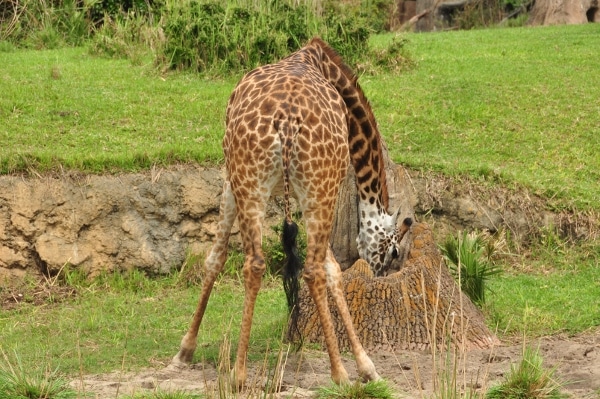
[316,380,396,399]
[89,11,161,65]
[486,345,567,399]
[0,349,78,399]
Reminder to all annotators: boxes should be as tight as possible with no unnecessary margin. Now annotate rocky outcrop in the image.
[1,166,596,280]
[0,167,284,278]
[529,0,599,25]
[290,222,500,351]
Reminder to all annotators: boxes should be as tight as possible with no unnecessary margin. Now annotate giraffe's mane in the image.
[307,37,389,210]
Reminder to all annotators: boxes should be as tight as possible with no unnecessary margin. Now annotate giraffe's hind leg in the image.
[324,248,380,382]
[172,181,237,366]
[231,198,268,390]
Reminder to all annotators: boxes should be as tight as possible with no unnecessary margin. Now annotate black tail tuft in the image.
[282,219,302,341]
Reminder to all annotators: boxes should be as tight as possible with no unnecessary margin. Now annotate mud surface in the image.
[70,329,600,398]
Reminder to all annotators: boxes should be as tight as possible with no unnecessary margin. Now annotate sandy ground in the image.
[71,328,600,398]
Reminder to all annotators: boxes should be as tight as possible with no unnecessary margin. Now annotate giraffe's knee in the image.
[302,266,327,291]
[243,254,266,278]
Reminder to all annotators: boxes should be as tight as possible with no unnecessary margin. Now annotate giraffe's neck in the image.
[305,38,390,223]
[300,38,399,266]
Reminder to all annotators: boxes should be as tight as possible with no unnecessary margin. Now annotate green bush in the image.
[89,0,165,25]
[440,230,502,306]
[159,0,379,73]
[323,0,395,33]
[1,0,90,47]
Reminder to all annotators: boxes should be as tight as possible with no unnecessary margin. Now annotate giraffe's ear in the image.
[390,207,401,227]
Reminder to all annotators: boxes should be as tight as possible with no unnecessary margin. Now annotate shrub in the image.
[440,230,502,306]
[88,0,165,26]
[159,0,379,74]
[1,0,91,47]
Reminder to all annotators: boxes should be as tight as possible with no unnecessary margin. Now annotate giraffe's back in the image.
[223,55,350,207]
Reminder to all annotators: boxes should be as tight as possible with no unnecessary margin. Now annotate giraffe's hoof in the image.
[360,370,381,383]
[230,367,247,392]
[171,347,194,367]
[331,368,350,386]
[357,355,380,382]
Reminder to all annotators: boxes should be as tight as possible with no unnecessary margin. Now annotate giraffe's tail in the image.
[282,218,301,313]
[278,118,303,341]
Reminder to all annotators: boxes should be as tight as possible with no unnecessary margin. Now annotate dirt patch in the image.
[0,274,77,310]
[70,328,600,398]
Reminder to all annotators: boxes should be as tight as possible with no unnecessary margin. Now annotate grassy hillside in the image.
[1,24,599,211]
[368,25,600,211]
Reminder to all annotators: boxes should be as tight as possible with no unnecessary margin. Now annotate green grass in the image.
[2,24,599,212]
[368,24,600,211]
[0,273,287,376]
[0,47,233,173]
[486,241,600,337]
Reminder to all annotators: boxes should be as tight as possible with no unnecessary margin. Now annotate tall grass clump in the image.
[0,0,90,47]
[89,9,164,64]
[0,350,77,399]
[486,345,567,399]
[88,0,165,26]
[0,0,164,47]
[440,231,502,306]
[316,380,396,399]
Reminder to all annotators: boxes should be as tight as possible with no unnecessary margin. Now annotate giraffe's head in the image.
[356,210,412,277]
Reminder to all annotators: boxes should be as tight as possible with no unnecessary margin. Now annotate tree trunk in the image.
[415,0,436,30]
[528,0,593,25]
[292,222,500,351]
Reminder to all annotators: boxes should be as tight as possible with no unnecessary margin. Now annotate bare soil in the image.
[69,329,600,399]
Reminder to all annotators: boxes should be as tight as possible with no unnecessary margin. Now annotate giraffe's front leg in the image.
[324,249,381,382]
[303,258,350,385]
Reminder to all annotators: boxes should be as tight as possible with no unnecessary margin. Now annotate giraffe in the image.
[172,37,412,388]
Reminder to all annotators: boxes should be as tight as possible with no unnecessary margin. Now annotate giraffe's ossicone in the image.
[172,37,411,389]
